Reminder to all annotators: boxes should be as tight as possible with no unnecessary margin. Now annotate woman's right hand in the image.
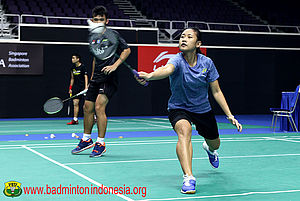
[138,72,152,81]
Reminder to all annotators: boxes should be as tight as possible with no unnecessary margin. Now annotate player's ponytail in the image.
[189,27,202,54]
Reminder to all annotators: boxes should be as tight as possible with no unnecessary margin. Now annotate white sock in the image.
[96,137,105,145]
[82,133,91,141]
[203,141,216,155]
[183,174,196,181]
[73,117,78,121]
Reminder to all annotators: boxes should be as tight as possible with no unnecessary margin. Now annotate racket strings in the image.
[43,98,63,114]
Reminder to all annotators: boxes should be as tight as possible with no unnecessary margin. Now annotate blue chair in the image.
[270,85,300,132]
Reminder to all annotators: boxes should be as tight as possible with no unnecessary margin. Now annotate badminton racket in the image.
[89,29,148,86]
[43,89,87,114]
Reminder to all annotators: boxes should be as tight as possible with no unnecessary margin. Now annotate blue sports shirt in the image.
[167,52,219,114]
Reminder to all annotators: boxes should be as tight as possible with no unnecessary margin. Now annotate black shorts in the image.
[72,86,85,100]
[85,80,117,102]
[168,109,219,140]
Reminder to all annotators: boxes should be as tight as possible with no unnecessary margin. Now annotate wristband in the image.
[69,85,72,90]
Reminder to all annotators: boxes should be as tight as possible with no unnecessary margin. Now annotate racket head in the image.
[43,97,63,114]
[132,69,149,86]
[89,30,119,60]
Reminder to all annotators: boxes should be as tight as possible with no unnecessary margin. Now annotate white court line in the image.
[0,124,62,128]
[266,137,300,143]
[63,153,300,166]
[0,138,277,150]
[130,119,172,129]
[137,189,300,201]
[0,119,166,127]
[0,136,296,149]
[22,145,134,201]
[131,120,171,125]
[26,139,273,149]
[0,139,185,147]
[0,126,173,134]
[0,140,265,150]
[108,119,127,123]
[0,121,139,127]
[0,139,187,149]
[151,118,169,121]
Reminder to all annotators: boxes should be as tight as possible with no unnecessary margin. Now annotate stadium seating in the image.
[131,0,262,24]
[236,0,300,26]
[2,0,129,25]
[2,0,299,31]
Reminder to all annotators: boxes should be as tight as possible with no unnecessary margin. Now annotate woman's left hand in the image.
[227,116,242,132]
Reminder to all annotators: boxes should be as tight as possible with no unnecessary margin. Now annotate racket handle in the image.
[77,89,88,96]
[132,70,149,86]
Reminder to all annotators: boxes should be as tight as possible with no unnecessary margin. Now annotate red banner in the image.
[138,46,207,73]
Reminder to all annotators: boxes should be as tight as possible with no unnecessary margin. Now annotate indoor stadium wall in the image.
[0,25,299,118]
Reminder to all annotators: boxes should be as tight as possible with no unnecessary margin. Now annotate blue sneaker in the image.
[71,138,94,154]
[203,141,219,168]
[181,175,196,194]
[90,142,106,157]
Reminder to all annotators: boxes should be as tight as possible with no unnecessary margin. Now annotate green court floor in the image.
[1,118,300,200]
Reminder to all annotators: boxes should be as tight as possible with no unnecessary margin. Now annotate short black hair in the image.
[72,53,81,62]
[92,6,108,18]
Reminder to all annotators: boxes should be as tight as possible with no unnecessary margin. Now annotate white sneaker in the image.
[181,175,196,194]
[203,141,219,168]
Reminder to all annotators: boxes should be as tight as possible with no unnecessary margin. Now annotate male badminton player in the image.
[138,28,242,194]
[67,53,88,125]
[71,6,131,157]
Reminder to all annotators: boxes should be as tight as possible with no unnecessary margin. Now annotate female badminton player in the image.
[138,28,242,194]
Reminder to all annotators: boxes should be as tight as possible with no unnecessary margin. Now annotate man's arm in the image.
[101,48,131,75]
[90,57,95,80]
[69,71,74,94]
[84,75,88,89]
[114,48,131,67]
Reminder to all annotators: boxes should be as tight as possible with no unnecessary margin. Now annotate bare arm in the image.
[102,48,131,74]
[210,80,242,132]
[138,63,175,81]
[113,48,131,68]
[84,75,88,89]
[69,72,74,94]
[91,57,95,80]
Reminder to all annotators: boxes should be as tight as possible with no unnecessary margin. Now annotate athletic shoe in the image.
[203,141,219,168]
[90,142,106,157]
[181,175,196,194]
[71,138,94,154]
[67,120,79,125]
